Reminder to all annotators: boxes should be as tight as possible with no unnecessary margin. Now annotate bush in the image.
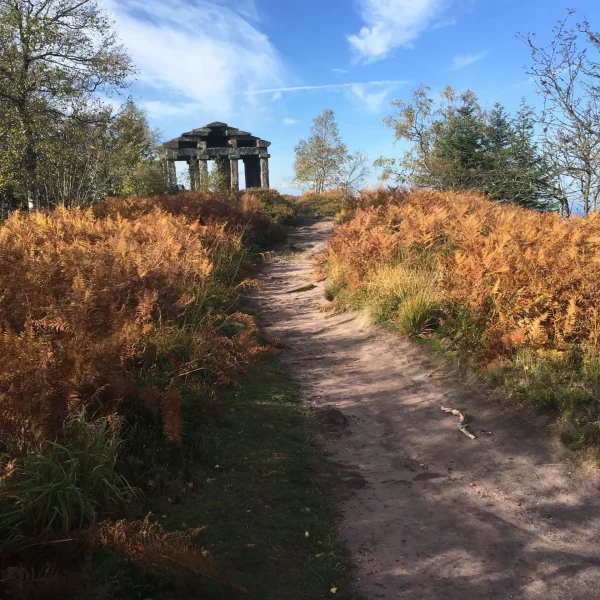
[241,188,298,226]
[97,190,286,247]
[0,194,273,456]
[293,189,354,217]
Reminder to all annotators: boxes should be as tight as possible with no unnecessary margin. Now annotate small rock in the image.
[316,406,348,428]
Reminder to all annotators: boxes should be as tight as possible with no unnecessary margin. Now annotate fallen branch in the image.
[440,406,476,440]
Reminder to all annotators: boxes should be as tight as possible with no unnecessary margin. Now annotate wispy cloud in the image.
[450,51,488,70]
[349,84,395,113]
[432,18,456,29]
[244,80,407,95]
[332,68,349,74]
[283,118,298,125]
[101,0,287,119]
[348,0,452,63]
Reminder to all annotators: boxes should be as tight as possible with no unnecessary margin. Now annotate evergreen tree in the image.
[486,103,512,153]
[504,102,556,210]
[485,102,513,201]
[432,91,488,190]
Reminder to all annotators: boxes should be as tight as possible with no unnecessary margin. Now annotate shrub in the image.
[294,188,355,218]
[96,190,286,246]
[0,197,268,455]
[241,188,298,226]
[329,189,600,356]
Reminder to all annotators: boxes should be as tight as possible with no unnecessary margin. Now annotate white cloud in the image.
[332,68,349,74]
[450,51,488,70]
[101,0,287,119]
[349,83,394,113]
[141,100,204,118]
[348,0,451,63]
[283,118,298,125]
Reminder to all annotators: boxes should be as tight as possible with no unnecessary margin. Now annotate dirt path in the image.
[253,218,600,600]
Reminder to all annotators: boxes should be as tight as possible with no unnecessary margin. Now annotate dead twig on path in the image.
[441,406,476,440]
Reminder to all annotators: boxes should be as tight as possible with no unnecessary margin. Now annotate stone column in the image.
[223,158,231,190]
[260,156,270,189]
[214,157,231,191]
[188,158,199,191]
[198,159,209,190]
[165,159,177,192]
[230,158,239,191]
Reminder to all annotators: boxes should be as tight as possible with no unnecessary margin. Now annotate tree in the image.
[378,87,557,211]
[520,10,600,215]
[433,89,488,190]
[293,109,347,193]
[0,0,134,209]
[489,101,556,210]
[36,99,165,207]
[336,150,369,193]
[377,85,489,191]
[375,84,436,187]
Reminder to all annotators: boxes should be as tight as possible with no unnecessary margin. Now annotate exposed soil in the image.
[253,217,600,600]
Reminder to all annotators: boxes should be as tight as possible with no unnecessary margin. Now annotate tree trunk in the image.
[25,142,39,211]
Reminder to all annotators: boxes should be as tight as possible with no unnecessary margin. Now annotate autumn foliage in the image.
[0,192,275,455]
[328,189,600,361]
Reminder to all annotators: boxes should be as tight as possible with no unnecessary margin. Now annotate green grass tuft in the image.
[396,295,440,337]
[0,413,134,546]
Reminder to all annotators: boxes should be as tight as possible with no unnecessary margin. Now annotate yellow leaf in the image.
[305,531,310,538]
[330,587,338,594]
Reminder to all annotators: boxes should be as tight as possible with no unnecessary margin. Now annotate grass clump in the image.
[0,413,133,545]
[396,295,441,337]
[362,263,440,329]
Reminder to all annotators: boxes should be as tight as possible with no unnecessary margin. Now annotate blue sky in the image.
[101,0,600,193]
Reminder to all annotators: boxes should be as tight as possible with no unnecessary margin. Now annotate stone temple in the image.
[161,122,271,191]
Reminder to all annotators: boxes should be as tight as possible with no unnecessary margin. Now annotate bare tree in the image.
[520,10,600,215]
[336,150,369,193]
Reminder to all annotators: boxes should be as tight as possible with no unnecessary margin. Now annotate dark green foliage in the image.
[382,86,558,211]
[434,92,487,183]
[486,101,556,210]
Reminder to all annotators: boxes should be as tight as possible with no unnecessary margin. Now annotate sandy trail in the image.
[253,218,600,600]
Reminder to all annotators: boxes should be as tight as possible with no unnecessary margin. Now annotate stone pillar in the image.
[214,157,231,191]
[260,156,270,189]
[230,158,239,191]
[165,159,177,192]
[188,158,199,191]
[198,159,209,189]
[223,158,231,190]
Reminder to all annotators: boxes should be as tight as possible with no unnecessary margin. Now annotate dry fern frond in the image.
[82,516,246,592]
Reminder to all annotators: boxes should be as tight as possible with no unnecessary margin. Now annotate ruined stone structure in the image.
[161,122,271,191]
